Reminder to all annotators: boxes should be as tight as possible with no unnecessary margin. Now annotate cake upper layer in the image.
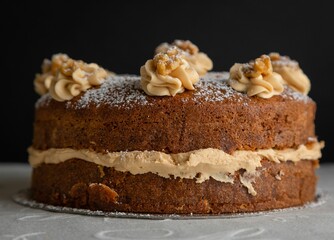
[33,72,316,154]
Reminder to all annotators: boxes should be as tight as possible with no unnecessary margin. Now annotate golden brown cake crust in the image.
[32,73,316,154]
[31,159,318,214]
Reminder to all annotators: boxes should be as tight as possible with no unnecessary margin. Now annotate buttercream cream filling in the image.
[28,141,323,195]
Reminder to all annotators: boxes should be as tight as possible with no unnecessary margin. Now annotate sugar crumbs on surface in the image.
[281,86,310,103]
[35,93,52,109]
[193,72,249,104]
[35,72,309,109]
[69,75,150,109]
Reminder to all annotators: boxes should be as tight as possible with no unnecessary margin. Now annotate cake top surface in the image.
[35,72,312,110]
[33,42,313,107]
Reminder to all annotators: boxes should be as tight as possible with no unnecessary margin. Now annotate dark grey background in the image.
[2,1,332,163]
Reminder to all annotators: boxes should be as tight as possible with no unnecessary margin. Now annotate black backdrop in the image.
[2,1,333,163]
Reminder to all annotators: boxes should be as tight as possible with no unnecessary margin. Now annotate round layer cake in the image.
[29,72,322,214]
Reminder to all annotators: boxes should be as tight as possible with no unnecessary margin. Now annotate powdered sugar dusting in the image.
[281,86,311,103]
[69,75,149,109]
[35,72,312,109]
[35,93,52,108]
[193,72,249,103]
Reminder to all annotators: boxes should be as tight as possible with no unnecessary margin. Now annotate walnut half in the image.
[153,47,184,75]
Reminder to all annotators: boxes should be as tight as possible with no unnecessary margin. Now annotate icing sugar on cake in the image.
[71,75,149,109]
[35,72,309,110]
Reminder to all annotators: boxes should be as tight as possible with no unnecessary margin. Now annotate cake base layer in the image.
[31,159,318,214]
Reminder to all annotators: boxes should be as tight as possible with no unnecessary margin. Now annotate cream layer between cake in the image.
[28,141,323,196]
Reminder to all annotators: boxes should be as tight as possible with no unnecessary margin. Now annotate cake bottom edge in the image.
[30,159,319,214]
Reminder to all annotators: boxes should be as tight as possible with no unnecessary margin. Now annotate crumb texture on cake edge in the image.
[31,159,319,214]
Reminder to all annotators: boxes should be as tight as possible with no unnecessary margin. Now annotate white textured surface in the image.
[0,163,334,240]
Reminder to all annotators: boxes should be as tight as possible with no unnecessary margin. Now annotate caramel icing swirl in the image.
[228,55,285,98]
[140,47,199,96]
[49,60,108,102]
[34,54,109,102]
[269,52,311,95]
[155,40,213,76]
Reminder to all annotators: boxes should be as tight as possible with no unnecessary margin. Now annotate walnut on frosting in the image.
[269,52,311,94]
[153,47,184,75]
[228,55,285,98]
[34,54,111,102]
[34,54,69,95]
[140,47,200,96]
[155,40,213,76]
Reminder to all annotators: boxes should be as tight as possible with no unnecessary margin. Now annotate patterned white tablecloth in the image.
[0,163,333,240]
